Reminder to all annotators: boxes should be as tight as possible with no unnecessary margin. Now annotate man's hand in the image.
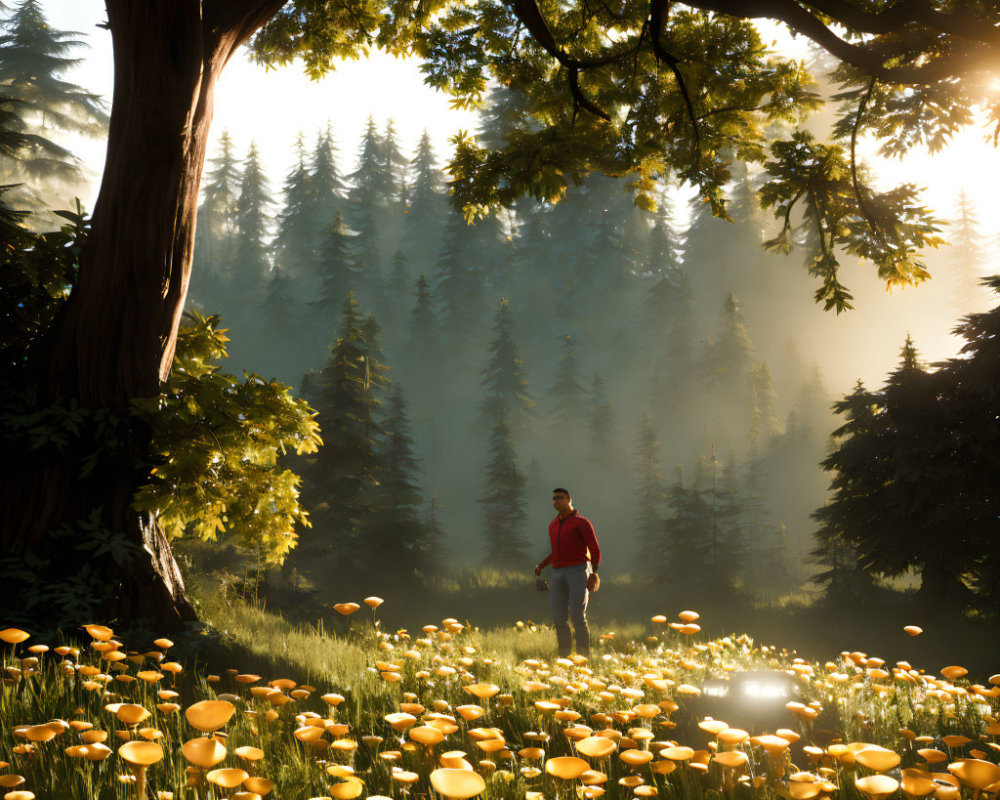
[535,565,542,576]
[587,572,600,593]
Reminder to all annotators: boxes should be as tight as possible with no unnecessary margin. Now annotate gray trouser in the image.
[549,564,590,656]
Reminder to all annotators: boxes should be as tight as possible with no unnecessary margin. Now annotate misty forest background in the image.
[4,1,1000,636]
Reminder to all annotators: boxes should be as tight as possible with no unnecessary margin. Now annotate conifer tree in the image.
[308,123,344,246]
[749,360,779,443]
[403,131,447,277]
[312,209,356,336]
[700,447,743,596]
[478,410,529,567]
[547,333,586,431]
[704,293,754,395]
[644,187,683,277]
[659,466,713,600]
[949,190,989,315]
[0,0,107,212]
[586,375,620,467]
[357,383,431,583]
[480,299,535,437]
[272,133,316,284]
[191,131,240,303]
[346,116,387,306]
[232,141,273,301]
[381,119,408,207]
[810,380,881,604]
[634,412,665,570]
[294,294,384,579]
[435,211,486,353]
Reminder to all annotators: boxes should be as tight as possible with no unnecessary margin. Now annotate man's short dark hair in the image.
[552,487,571,497]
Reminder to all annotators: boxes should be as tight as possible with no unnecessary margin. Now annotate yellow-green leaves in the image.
[132,310,321,565]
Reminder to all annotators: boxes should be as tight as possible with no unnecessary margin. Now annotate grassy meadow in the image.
[2,589,1000,800]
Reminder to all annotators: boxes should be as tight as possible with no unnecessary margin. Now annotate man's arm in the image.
[581,519,600,572]
[535,553,553,575]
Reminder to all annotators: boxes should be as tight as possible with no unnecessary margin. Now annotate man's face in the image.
[552,492,572,514]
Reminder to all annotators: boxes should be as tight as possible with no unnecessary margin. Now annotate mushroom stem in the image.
[134,765,147,799]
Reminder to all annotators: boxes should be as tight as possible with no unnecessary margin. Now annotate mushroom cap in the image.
[207,769,250,789]
[385,713,417,731]
[243,777,276,795]
[456,705,485,722]
[661,746,695,761]
[119,741,164,766]
[948,759,1000,790]
[182,737,227,768]
[901,769,938,798]
[752,735,791,755]
[235,746,264,761]
[855,775,900,800]
[546,757,591,780]
[116,704,151,726]
[3,792,35,800]
[903,626,923,637]
[84,625,113,642]
[328,777,364,800]
[620,749,654,766]
[409,726,446,746]
[0,777,25,789]
[714,751,749,769]
[576,737,618,758]
[855,746,901,773]
[698,719,728,736]
[678,611,700,623]
[941,666,968,680]
[84,743,113,762]
[718,729,750,746]
[429,768,486,799]
[364,596,384,608]
[333,603,361,616]
[0,629,30,645]
[185,700,236,733]
[917,749,948,764]
[464,683,500,699]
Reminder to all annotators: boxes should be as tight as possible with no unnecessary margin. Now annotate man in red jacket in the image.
[535,487,601,657]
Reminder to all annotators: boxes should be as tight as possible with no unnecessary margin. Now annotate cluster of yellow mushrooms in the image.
[1,603,999,800]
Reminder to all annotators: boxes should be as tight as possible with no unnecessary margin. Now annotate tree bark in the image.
[0,0,285,631]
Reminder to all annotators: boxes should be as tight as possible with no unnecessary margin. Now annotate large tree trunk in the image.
[0,0,285,632]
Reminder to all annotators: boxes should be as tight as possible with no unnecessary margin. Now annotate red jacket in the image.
[537,510,601,571]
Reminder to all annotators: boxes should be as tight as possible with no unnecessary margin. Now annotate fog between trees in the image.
[182,91,994,601]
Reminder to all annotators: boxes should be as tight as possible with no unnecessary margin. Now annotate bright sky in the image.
[36,2,1000,383]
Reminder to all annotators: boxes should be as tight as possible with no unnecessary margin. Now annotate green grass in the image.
[1,592,997,800]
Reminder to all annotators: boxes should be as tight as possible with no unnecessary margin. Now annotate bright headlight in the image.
[743,681,786,699]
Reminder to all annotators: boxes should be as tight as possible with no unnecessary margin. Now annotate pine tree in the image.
[435,210,486,352]
[634,412,665,571]
[312,209,356,337]
[294,294,384,579]
[700,446,743,597]
[704,293,754,394]
[810,380,880,604]
[644,186,683,277]
[0,0,107,213]
[191,131,240,304]
[478,410,529,567]
[480,298,535,436]
[547,333,587,431]
[403,131,447,277]
[586,375,620,467]
[749,360,779,443]
[346,117,387,307]
[357,383,431,583]
[949,190,989,315]
[272,133,316,284]
[308,123,345,249]
[232,141,273,301]
[659,466,714,600]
